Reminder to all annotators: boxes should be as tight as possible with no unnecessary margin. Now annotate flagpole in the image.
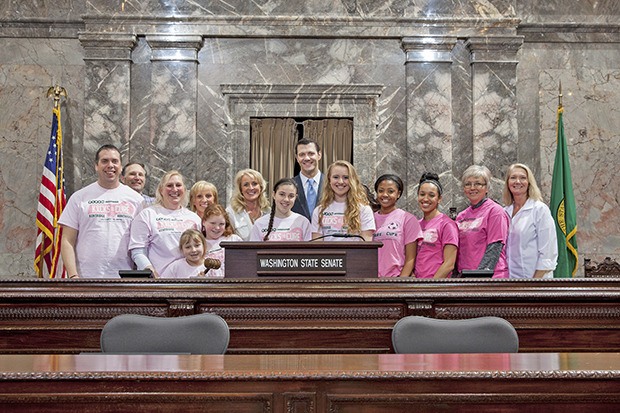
[558,81,562,108]
[34,85,68,278]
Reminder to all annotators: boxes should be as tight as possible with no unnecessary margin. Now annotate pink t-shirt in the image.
[160,258,206,279]
[415,213,459,279]
[310,201,375,240]
[129,205,201,275]
[205,234,243,278]
[373,209,423,277]
[456,199,510,278]
[58,182,143,278]
[250,212,311,241]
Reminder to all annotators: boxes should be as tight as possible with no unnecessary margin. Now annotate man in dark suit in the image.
[292,138,323,222]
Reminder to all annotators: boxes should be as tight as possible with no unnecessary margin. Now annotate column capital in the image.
[401,36,457,63]
[465,36,524,64]
[146,35,204,62]
[78,33,137,61]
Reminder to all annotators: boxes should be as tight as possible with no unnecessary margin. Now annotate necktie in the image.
[306,178,317,213]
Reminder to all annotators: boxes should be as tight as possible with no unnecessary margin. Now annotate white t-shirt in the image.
[205,234,242,278]
[129,205,201,275]
[310,201,375,241]
[58,182,143,278]
[160,258,206,279]
[249,212,311,241]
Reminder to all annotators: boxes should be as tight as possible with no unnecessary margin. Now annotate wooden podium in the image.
[220,241,382,278]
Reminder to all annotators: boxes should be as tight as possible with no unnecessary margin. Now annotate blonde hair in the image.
[178,229,207,253]
[189,181,219,212]
[202,204,234,237]
[155,170,189,208]
[229,168,270,214]
[502,163,543,205]
[318,160,369,234]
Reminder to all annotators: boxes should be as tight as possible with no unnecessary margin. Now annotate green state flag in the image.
[550,105,578,278]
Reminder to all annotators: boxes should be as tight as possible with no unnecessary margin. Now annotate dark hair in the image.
[95,144,121,163]
[362,184,381,213]
[374,174,404,197]
[121,161,147,177]
[264,178,299,241]
[295,138,321,155]
[418,172,443,195]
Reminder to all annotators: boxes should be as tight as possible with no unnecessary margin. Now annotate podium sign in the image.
[221,241,382,278]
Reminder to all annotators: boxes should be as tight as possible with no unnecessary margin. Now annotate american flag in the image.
[34,106,67,278]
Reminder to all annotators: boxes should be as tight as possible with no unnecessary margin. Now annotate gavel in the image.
[203,258,222,275]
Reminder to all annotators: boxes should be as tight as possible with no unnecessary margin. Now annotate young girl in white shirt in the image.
[250,178,311,241]
[160,229,207,278]
[202,204,242,278]
[311,160,376,241]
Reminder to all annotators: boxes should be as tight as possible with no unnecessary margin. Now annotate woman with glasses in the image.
[502,163,557,278]
[456,165,510,278]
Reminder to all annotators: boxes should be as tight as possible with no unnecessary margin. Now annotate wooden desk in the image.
[1,278,620,354]
[1,353,620,412]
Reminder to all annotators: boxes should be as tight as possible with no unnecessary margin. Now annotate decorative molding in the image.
[434,304,620,320]
[145,34,203,62]
[401,36,458,63]
[200,306,403,321]
[78,32,137,61]
[584,257,620,278]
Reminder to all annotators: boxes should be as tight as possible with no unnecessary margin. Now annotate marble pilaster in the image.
[145,35,203,183]
[79,33,136,186]
[401,36,457,211]
[466,35,523,198]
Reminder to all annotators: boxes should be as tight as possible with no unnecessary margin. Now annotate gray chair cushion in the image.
[100,313,230,354]
[392,316,519,354]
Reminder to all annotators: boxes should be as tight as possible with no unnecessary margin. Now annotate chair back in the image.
[392,316,518,354]
[100,313,230,354]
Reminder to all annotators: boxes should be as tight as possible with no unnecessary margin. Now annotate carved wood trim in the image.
[199,306,403,321]
[434,304,620,321]
[585,257,620,278]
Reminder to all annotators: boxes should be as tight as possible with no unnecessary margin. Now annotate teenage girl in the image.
[202,204,242,278]
[160,229,207,278]
[372,174,423,277]
[414,172,459,278]
[310,160,375,241]
[250,178,311,241]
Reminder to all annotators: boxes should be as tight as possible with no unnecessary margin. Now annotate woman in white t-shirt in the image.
[226,169,271,240]
[129,170,201,277]
[250,178,311,242]
[311,160,375,241]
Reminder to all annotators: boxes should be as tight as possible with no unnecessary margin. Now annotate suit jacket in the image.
[291,173,323,222]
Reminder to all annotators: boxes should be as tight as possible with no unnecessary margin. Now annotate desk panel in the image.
[1,278,619,354]
[1,353,620,412]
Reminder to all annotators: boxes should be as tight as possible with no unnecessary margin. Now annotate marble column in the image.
[466,36,523,190]
[79,33,136,186]
[401,36,457,209]
[145,35,203,182]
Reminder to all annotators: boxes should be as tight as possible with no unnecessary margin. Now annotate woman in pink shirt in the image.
[455,165,510,278]
[372,174,422,277]
[414,173,459,278]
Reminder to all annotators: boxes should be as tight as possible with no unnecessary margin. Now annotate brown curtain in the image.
[250,118,298,194]
[303,119,353,172]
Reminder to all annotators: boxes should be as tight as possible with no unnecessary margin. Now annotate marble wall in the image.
[0,0,618,277]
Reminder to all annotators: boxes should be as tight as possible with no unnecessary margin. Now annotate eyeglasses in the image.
[464,182,486,189]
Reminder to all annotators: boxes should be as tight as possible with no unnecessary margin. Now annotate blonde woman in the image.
[226,169,270,240]
[311,160,375,241]
[189,180,219,219]
[502,163,557,278]
[129,170,201,277]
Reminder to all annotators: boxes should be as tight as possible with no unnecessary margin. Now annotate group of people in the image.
[59,141,558,280]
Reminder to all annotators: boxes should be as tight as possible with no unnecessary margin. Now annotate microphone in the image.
[203,258,222,275]
[310,233,366,241]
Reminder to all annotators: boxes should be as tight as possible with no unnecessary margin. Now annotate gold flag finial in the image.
[46,85,67,109]
[558,81,563,108]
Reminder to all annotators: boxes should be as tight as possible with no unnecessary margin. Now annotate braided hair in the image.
[264,178,299,241]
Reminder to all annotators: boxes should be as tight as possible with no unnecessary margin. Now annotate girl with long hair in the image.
[250,178,311,241]
[310,160,375,241]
